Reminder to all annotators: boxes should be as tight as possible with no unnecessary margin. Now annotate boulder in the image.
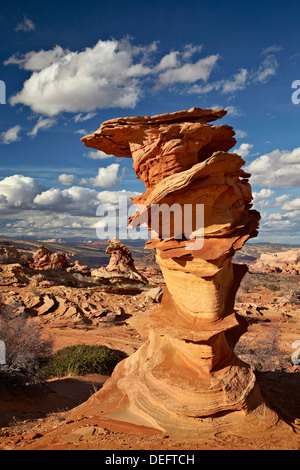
[30,246,69,271]
[67,261,91,276]
[0,245,28,265]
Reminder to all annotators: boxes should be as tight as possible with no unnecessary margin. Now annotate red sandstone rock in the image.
[82,107,236,188]
[36,295,56,316]
[74,107,280,438]
[0,245,29,265]
[106,238,137,272]
[30,246,69,271]
[67,261,91,276]
[0,263,29,286]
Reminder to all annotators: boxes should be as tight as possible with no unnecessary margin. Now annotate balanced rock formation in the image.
[250,250,300,275]
[91,238,148,293]
[74,108,279,438]
[30,246,69,271]
[105,238,140,273]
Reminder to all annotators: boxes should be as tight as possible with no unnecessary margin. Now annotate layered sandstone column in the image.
[77,108,278,437]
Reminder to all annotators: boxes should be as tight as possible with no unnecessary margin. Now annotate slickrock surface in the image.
[250,249,300,275]
[0,243,300,449]
[74,108,284,439]
[0,242,153,326]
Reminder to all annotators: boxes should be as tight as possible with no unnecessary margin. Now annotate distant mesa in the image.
[38,238,63,244]
[250,249,300,275]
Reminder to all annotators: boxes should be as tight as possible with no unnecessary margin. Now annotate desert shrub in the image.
[235,324,286,372]
[0,365,37,390]
[263,282,280,292]
[38,344,120,379]
[106,315,117,326]
[0,303,53,391]
[60,278,78,288]
[289,292,300,304]
[240,273,257,293]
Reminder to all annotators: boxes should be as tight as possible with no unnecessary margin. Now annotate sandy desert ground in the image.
[0,240,299,450]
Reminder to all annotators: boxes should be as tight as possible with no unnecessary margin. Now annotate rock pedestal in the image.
[90,238,149,292]
[76,108,279,438]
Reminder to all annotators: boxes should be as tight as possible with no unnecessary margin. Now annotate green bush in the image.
[38,344,120,379]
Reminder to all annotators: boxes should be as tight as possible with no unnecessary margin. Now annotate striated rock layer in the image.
[75,108,280,438]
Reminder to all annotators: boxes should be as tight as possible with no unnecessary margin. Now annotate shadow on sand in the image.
[256,370,300,428]
[1,370,299,432]
[0,374,109,428]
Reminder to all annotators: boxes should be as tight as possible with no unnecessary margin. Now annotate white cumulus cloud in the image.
[58,174,76,186]
[245,147,300,188]
[4,45,67,70]
[85,150,115,160]
[234,143,254,158]
[0,172,142,238]
[282,198,300,211]
[6,39,219,115]
[0,175,42,209]
[158,55,219,85]
[8,40,148,115]
[221,69,248,94]
[252,188,275,208]
[235,129,248,139]
[1,125,21,144]
[89,164,122,188]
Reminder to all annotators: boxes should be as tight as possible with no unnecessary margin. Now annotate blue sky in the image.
[0,0,299,242]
